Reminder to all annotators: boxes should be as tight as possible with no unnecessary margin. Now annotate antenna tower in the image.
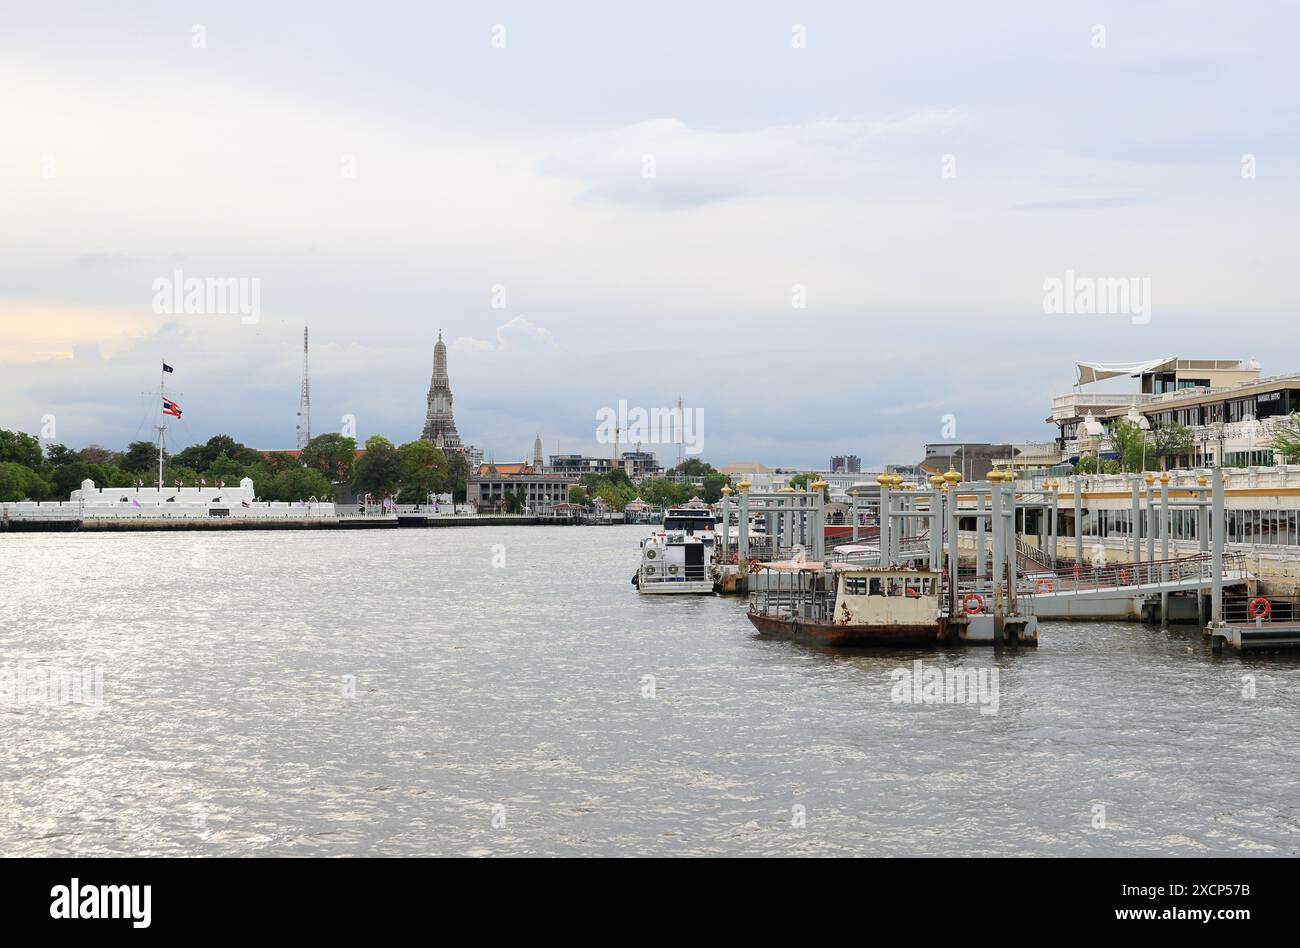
[296,326,312,450]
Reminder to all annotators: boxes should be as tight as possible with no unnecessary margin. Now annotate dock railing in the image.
[1222,595,1300,625]
[1005,551,1245,596]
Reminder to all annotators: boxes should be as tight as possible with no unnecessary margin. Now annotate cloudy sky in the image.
[2,2,1298,470]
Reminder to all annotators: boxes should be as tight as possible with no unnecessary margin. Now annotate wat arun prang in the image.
[421,330,463,452]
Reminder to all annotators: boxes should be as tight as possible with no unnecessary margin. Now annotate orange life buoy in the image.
[963,593,984,615]
[1249,596,1271,619]
[1033,578,1055,593]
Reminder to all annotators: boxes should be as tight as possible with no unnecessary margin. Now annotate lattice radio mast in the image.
[296,326,312,450]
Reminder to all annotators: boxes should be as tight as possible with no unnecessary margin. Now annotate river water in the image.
[1,525,1297,857]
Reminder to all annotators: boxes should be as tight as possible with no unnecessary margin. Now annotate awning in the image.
[1075,357,1177,386]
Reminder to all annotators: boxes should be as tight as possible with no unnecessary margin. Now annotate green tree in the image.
[675,458,718,478]
[77,444,122,467]
[1269,412,1300,463]
[700,472,731,503]
[0,461,52,502]
[396,439,448,502]
[1151,422,1193,469]
[1107,419,1149,473]
[264,466,335,502]
[206,453,250,484]
[0,429,44,470]
[301,433,358,481]
[351,435,401,498]
[640,477,693,508]
[171,434,245,473]
[44,443,78,469]
[122,440,162,474]
[445,451,470,502]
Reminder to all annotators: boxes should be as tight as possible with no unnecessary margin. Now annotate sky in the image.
[2,1,1298,471]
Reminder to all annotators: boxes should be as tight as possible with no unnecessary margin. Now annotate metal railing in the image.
[1009,551,1245,595]
[1223,595,1300,624]
[748,590,836,623]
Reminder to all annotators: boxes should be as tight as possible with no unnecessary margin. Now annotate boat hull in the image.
[747,611,944,648]
[639,580,714,595]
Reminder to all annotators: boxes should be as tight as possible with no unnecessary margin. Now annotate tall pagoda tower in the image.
[421,330,463,451]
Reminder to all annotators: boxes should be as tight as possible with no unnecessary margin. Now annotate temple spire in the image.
[422,331,462,450]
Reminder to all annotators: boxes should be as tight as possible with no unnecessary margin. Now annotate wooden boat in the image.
[747,561,947,647]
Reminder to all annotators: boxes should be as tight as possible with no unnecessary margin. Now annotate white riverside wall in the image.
[2,477,336,521]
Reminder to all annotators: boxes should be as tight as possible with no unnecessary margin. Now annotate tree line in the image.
[0,428,470,504]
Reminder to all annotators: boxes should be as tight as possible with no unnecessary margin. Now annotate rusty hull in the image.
[747,611,946,648]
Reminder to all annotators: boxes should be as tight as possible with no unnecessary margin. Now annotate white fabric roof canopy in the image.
[1075,357,1177,386]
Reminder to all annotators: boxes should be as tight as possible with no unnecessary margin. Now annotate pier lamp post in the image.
[943,467,961,613]
[720,485,733,561]
[891,474,906,560]
[1145,472,1156,563]
[1159,470,1171,626]
[809,479,827,559]
[850,487,860,543]
[1049,478,1060,567]
[736,480,751,563]
[928,473,945,571]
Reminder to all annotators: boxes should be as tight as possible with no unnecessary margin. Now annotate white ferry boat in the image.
[632,506,718,595]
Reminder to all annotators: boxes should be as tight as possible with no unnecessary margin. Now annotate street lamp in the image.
[1126,406,1151,472]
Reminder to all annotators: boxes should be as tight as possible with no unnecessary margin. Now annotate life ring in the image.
[1033,578,1054,593]
[962,593,984,615]
[748,560,765,574]
[1249,597,1271,619]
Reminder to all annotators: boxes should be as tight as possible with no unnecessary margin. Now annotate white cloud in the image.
[538,112,966,207]
[451,317,557,354]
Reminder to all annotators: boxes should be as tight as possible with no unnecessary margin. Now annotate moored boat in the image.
[746,562,947,647]
[632,505,718,595]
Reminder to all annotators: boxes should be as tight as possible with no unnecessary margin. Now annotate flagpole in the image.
[158,362,166,489]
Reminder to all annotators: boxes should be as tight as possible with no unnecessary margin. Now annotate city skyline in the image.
[3,3,1299,467]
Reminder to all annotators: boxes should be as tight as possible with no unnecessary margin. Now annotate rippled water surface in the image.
[2,525,1298,856]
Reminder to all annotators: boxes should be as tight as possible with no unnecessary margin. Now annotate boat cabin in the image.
[750,562,943,624]
[833,568,940,626]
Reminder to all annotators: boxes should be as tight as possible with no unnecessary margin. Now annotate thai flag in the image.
[162,398,182,418]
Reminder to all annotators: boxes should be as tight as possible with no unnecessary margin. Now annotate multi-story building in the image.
[921,442,1061,479]
[549,455,615,477]
[829,455,861,474]
[468,462,578,512]
[620,450,661,479]
[1049,357,1295,468]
